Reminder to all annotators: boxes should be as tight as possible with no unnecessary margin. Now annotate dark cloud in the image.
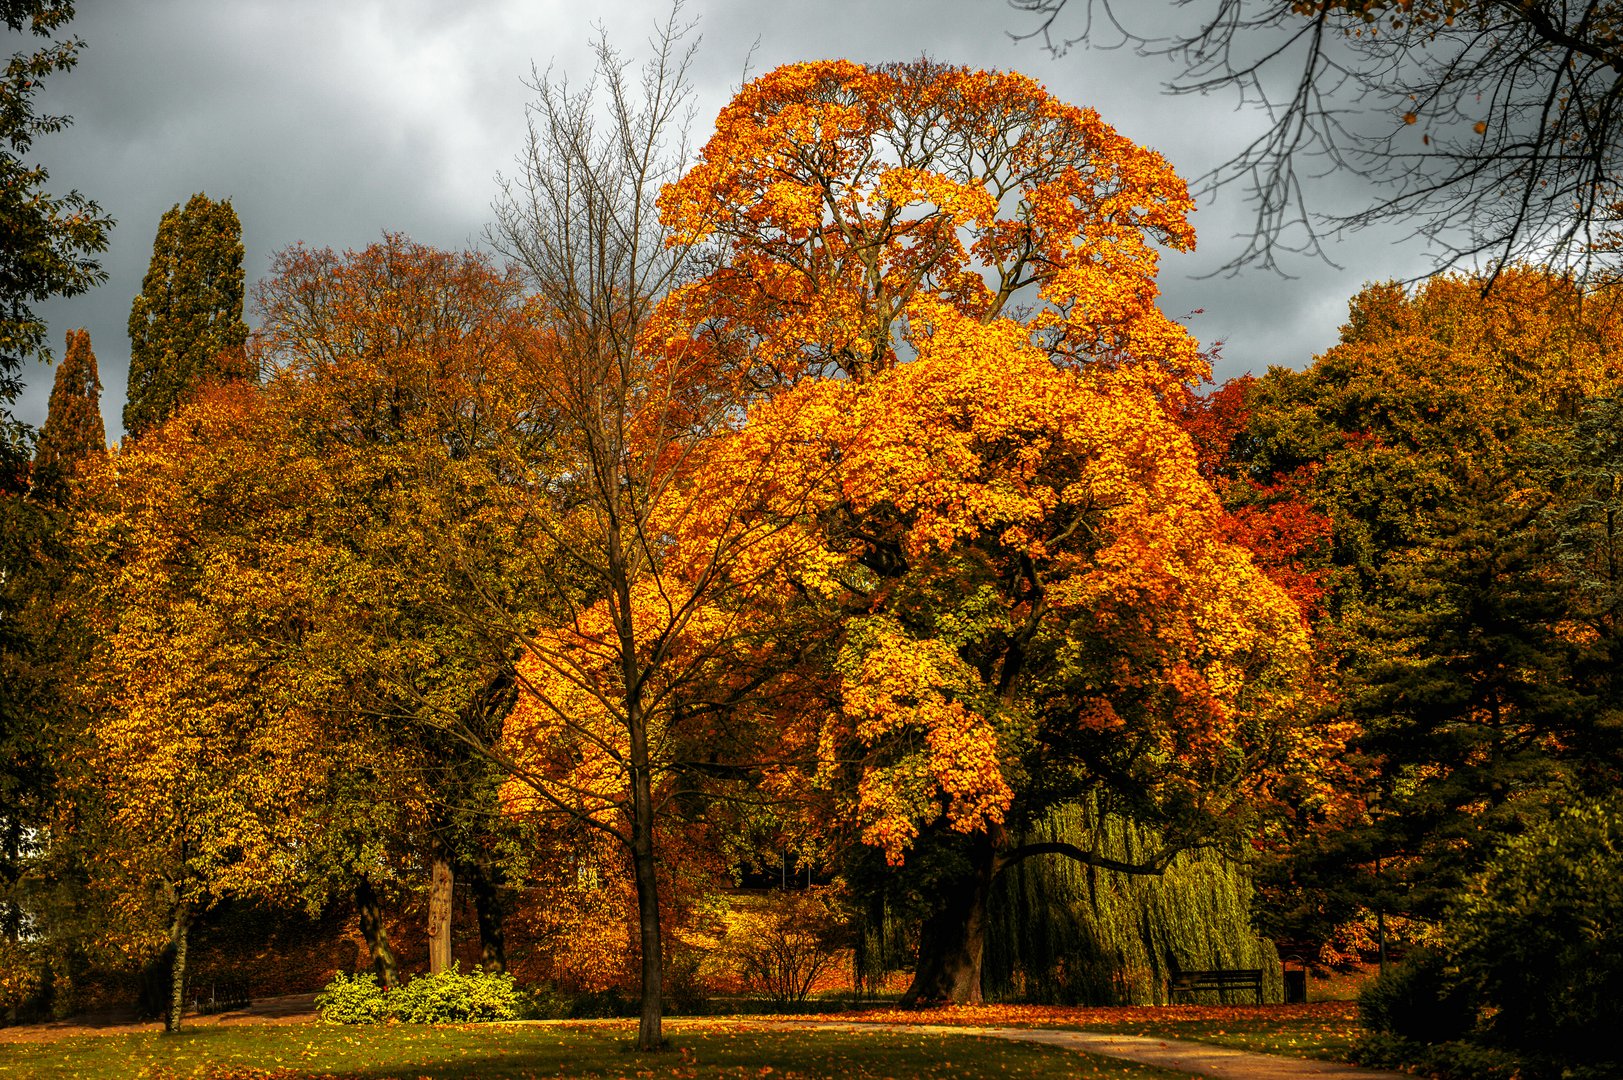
[16,0,1431,437]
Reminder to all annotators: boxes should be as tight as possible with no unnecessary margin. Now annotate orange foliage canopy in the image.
[729,301,1317,864]
[645,60,1327,869]
[657,58,1201,390]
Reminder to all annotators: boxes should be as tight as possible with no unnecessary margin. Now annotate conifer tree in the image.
[30,328,103,504]
[123,193,249,438]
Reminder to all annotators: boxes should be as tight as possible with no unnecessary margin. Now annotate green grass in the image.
[0,1023,1188,1080]
[1074,1013,1362,1062]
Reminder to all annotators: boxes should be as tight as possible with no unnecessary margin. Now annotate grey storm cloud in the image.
[17,0,1434,438]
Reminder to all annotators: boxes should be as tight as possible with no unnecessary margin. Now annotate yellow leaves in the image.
[713,279,1318,863]
[824,616,1012,864]
[75,383,341,906]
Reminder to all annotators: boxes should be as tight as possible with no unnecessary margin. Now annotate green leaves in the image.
[0,1,110,423]
[124,193,249,439]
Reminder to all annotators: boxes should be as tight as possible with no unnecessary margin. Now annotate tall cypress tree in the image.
[123,193,250,438]
[30,328,103,504]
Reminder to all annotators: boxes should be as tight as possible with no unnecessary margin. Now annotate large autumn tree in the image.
[252,235,543,983]
[657,58,1327,1002]
[74,383,340,1031]
[124,193,250,439]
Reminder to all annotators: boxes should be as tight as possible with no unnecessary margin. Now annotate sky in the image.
[17,0,1435,439]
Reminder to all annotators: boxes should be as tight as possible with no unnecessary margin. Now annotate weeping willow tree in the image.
[850,799,1281,1004]
[983,802,1281,1004]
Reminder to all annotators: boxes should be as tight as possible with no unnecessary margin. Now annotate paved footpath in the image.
[723,1020,1408,1080]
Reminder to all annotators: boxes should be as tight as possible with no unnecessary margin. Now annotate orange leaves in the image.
[252,235,533,455]
[657,58,1198,387]
[830,616,1011,862]
[715,288,1315,861]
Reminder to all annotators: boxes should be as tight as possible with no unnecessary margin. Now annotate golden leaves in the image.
[656,58,1198,387]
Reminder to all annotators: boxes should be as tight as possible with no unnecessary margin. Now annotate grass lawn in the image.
[1074,1005,1363,1062]
[0,1022,1188,1080]
[774,1001,1365,1063]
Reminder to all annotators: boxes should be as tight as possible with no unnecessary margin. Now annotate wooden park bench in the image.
[190,975,252,1015]
[1167,967,1264,1005]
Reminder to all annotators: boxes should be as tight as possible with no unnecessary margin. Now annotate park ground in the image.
[0,999,1374,1080]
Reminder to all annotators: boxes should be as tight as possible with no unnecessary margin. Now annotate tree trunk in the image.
[630,710,664,1051]
[902,836,996,1005]
[165,901,189,1033]
[468,863,507,974]
[355,877,399,988]
[427,858,453,975]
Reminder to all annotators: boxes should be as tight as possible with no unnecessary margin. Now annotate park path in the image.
[715,1020,1408,1080]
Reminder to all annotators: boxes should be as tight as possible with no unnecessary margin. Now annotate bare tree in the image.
[483,6,827,1051]
[1011,1,1623,280]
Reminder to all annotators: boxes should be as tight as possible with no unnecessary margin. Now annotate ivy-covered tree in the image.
[30,328,103,504]
[123,193,249,439]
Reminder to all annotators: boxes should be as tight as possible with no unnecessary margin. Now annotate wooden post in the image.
[427,859,453,975]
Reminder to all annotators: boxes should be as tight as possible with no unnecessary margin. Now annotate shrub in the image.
[1357,948,1475,1043]
[1448,796,1623,1071]
[725,889,848,1006]
[1354,1033,1524,1080]
[314,970,387,1024]
[388,963,523,1024]
[315,965,524,1024]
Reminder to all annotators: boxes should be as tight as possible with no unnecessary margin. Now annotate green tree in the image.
[1448,795,1623,1073]
[30,328,103,504]
[0,0,110,451]
[3,329,104,1014]
[1,0,111,968]
[123,193,249,439]
[1347,467,1590,916]
[251,236,545,986]
[1239,270,1623,953]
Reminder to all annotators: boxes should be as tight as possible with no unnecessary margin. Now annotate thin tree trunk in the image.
[355,877,399,988]
[427,858,453,975]
[165,901,190,1033]
[627,696,664,1051]
[902,836,996,1005]
[631,769,664,1048]
[468,863,507,974]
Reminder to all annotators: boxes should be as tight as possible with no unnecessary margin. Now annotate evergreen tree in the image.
[1349,467,1589,914]
[123,193,250,438]
[30,328,103,504]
